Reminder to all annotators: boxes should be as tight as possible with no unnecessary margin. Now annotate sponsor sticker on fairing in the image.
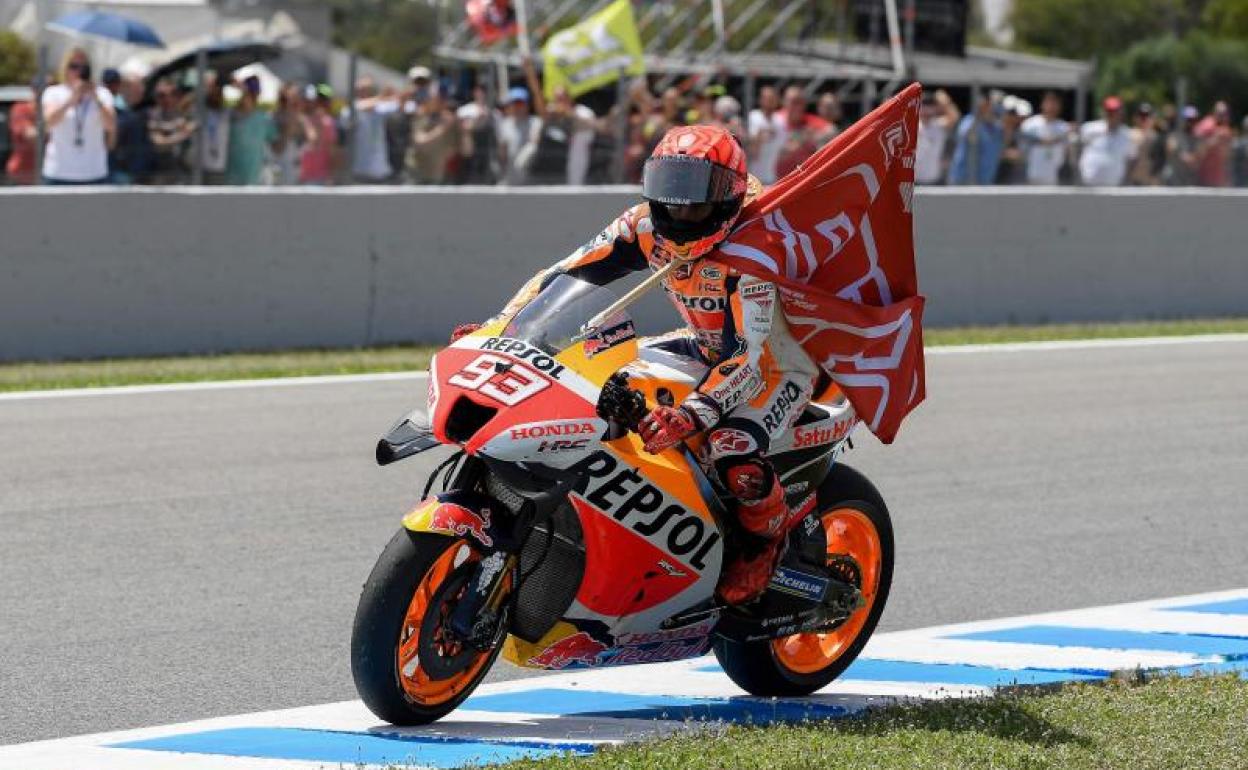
[583,319,637,358]
[769,567,829,601]
[762,380,805,434]
[526,631,609,669]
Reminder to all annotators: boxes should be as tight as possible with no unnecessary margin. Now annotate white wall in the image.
[1,186,1245,362]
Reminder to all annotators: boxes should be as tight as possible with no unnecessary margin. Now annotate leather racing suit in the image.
[501,202,822,602]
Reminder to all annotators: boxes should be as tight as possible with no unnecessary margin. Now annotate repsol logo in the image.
[762,381,804,433]
[676,295,729,313]
[479,338,566,378]
[568,451,720,572]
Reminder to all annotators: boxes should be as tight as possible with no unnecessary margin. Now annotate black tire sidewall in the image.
[713,463,895,696]
[350,530,503,725]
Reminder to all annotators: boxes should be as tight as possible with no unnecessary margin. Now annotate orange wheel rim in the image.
[771,508,882,675]
[395,542,502,705]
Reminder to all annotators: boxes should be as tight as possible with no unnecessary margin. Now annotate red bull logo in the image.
[428,503,494,548]
[526,632,609,669]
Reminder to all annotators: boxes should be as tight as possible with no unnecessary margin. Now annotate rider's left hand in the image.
[638,405,699,454]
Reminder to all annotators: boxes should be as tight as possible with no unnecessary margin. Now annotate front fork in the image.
[447,550,516,650]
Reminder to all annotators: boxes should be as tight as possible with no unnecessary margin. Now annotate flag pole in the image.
[580,258,681,336]
[515,0,532,58]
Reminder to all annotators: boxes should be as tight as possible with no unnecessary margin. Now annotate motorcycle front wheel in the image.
[351,530,505,725]
[713,463,894,696]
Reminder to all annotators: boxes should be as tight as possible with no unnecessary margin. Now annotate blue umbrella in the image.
[47,10,165,49]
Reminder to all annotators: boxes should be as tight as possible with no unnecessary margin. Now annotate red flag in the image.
[466,0,517,44]
[716,83,925,443]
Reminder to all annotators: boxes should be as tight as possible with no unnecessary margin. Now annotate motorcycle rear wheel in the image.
[713,463,894,696]
[351,530,505,725]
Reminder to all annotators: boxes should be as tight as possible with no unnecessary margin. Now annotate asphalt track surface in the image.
[2,338,1246,745]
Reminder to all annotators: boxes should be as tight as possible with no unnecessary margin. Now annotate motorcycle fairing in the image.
[376,410,440,466]
[417,315,860,672]
[402,490,518,553]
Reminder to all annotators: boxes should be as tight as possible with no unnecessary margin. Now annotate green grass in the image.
[499,673,1248,770]
[3,318,1246,393]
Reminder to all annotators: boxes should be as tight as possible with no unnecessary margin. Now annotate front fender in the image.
[402,490,516,552]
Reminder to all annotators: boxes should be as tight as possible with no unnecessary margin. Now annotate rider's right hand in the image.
[450,323,482,343]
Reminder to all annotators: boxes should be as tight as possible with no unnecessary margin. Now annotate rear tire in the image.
[351,530,504,725]
[713,463,894,696]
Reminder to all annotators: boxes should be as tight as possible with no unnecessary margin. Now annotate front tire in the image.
[351,530,504,725]
[713,463,894,696]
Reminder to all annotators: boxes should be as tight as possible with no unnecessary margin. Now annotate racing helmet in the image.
[643,125,748,260]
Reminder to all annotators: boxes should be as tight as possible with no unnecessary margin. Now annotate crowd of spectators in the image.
[916,88,1248,187]
[6,47,1248,188]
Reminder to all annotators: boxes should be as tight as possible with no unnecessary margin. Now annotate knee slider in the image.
[715,456,775,501]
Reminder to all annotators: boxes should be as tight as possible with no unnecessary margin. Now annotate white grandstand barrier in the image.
[0,187,1245,361]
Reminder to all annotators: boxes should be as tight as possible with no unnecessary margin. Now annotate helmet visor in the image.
[642,155,745,205]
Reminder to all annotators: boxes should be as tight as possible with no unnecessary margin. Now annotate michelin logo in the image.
[769,567,829,601]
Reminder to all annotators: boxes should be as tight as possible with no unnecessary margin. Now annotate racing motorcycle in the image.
[351,274,894,725]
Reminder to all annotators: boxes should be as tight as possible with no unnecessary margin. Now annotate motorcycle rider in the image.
[452,125,822,605]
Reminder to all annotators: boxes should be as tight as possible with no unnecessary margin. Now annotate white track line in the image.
[0,371,428,402]
[926,332,1248,355]
[1,333,1245,402]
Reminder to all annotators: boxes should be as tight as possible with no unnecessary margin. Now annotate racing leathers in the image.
[499,202,821,604]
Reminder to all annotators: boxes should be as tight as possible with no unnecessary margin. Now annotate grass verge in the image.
[500,673,1248,770]
[3,318,1246,393]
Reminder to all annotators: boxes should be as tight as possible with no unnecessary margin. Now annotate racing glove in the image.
[596,372,648,429]
[638,405,701,454]
[449,323,482,343]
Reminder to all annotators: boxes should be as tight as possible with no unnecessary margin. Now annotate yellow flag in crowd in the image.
[541,0,644,99]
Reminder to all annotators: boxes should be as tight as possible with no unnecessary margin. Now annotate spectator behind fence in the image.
[42,47,116,185]
[299,84,338,185]
[747,85,784,184]
[496,86,541,185]
[775,86,829,178]
[712,94,745,143]
[1164,106,1202,186]
[377,85,407,182]
[620,78,656,182]
[201,74,230,184]
[457,84,498,184]
[1020,91,1069,185]
[1126,103,1164,186]
[1195,101,1234,187]
[226,76,276,186]
[270,84,303,185]
[948,91,1004,185]
[995,95,1032,184]
[102,68,122,109]
[814,92,842,145]
[1234,116,1248,187]
[1079,96,1134,186]
[915,90,959,184]
[407,85,459,184]
[110,75,153,184]
[148,80,193,184]
[5,84,37,185]
[349,77,393,184]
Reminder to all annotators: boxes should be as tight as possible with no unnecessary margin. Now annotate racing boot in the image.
[716,463,808,605]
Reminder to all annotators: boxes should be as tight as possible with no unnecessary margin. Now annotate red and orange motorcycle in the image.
[351,274,894,725]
